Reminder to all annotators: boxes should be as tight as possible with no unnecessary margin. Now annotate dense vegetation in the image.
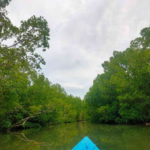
[85,26,150,124]
[1,0,150,132]
[0,0,87,131]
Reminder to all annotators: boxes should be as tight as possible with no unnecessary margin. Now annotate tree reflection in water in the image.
[0,122,150,150]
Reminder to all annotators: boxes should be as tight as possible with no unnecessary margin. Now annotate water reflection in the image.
[0,122,150,150]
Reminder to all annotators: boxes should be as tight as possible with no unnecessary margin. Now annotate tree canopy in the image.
[85,26,150,124]
[0,0,87,131]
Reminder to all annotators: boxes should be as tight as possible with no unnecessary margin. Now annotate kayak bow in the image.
[72,136,99,150]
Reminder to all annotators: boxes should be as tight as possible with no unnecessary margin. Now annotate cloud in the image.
[63,83,84,90]
[7,0,150,99]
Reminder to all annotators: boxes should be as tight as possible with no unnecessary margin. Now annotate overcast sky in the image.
[7,0,150,99]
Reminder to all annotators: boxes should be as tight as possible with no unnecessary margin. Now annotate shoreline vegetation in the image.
[84,27,150,124]
[1,0,150,132]
[0,0,88,132]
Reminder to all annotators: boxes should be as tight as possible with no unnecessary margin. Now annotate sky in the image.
[6,0,150,99]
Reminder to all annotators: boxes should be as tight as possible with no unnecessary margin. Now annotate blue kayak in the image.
[72,136,99,150]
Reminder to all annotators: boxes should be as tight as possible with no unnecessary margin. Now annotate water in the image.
[0,122,150,150]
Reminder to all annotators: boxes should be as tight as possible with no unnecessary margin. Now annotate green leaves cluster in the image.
[85,26,150,124]
[0,1,86,131]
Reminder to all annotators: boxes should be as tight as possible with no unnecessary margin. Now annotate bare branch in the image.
[10,110,53,129]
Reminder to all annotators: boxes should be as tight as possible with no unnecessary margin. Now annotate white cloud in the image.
[6,0,150,99]
[63,83,84,90]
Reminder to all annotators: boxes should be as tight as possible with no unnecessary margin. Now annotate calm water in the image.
[0,122,150,150]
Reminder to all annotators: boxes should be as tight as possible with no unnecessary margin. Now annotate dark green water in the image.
[0,122,150,150]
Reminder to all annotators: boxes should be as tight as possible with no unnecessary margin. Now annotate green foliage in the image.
[0,0,11,8]
[3,121,12,129]
[85,26,150,124]
[0,1,86,131]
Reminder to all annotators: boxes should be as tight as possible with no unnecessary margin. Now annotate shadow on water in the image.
[0,122,150,150]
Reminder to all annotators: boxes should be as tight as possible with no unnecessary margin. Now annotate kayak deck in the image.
[72,136,99,150]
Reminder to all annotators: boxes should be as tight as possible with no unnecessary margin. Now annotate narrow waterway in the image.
[0,122,150,150]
